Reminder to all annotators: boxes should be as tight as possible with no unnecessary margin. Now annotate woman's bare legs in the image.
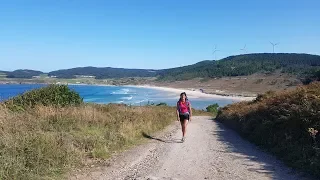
[180,119,188,141]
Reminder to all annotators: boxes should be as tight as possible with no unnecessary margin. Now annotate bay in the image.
[0,84,239,110]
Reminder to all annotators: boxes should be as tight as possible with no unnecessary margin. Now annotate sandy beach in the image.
[127,85,256,101]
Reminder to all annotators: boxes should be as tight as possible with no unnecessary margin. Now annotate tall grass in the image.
[216,82,320,177]
[0,103,208,179]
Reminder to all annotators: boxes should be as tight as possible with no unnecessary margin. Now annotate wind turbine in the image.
[240,44,248,54]
[270,42,279,53]
[213,45,219,60]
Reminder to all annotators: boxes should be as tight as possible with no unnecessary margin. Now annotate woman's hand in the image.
[177,116,180,121]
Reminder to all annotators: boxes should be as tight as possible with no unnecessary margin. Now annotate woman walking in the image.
[176,92,192,142]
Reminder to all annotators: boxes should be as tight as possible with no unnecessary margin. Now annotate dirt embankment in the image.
[152,73,301,97]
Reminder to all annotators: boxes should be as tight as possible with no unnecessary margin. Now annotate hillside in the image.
[2,53,319,94]
[152,73,302,97]
[157,53,320,81]
[48,66,158,79]
[3,53,320,82]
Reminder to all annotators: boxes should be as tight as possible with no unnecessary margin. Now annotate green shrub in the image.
[216,82,320,178]
[206,103,219,115]
[4,84,83,110]
[156,102,168,106]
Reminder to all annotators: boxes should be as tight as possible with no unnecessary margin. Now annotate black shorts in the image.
[179,113,190,121]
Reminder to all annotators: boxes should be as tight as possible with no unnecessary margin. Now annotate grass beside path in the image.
[0,103,209,179]
[216,82,320,178]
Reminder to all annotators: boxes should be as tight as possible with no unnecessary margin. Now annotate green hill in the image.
[0,71,9,76]
[48,53,320,81]
[6,69,43,79]
[48,66,158,79]
[157,53,320,81]
[4,53,320,82]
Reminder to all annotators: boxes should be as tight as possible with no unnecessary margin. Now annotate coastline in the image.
[0,80,257,101]
[125,85,256,101]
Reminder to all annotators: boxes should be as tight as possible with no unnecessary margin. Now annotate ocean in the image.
[0,84,240,110]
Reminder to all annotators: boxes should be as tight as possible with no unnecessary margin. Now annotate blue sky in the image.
[0,0,319,72]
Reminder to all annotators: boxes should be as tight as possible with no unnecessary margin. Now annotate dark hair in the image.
[179,92,188,101]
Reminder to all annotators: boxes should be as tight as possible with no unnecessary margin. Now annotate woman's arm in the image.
[176,103,180,121]
[189,102,192,121]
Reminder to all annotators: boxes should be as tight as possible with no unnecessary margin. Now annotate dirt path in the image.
[70,116,311,180]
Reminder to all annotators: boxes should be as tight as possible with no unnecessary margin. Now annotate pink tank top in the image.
[178,101,189,114]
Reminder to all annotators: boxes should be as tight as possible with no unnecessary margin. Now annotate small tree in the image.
[206,103,219,114]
